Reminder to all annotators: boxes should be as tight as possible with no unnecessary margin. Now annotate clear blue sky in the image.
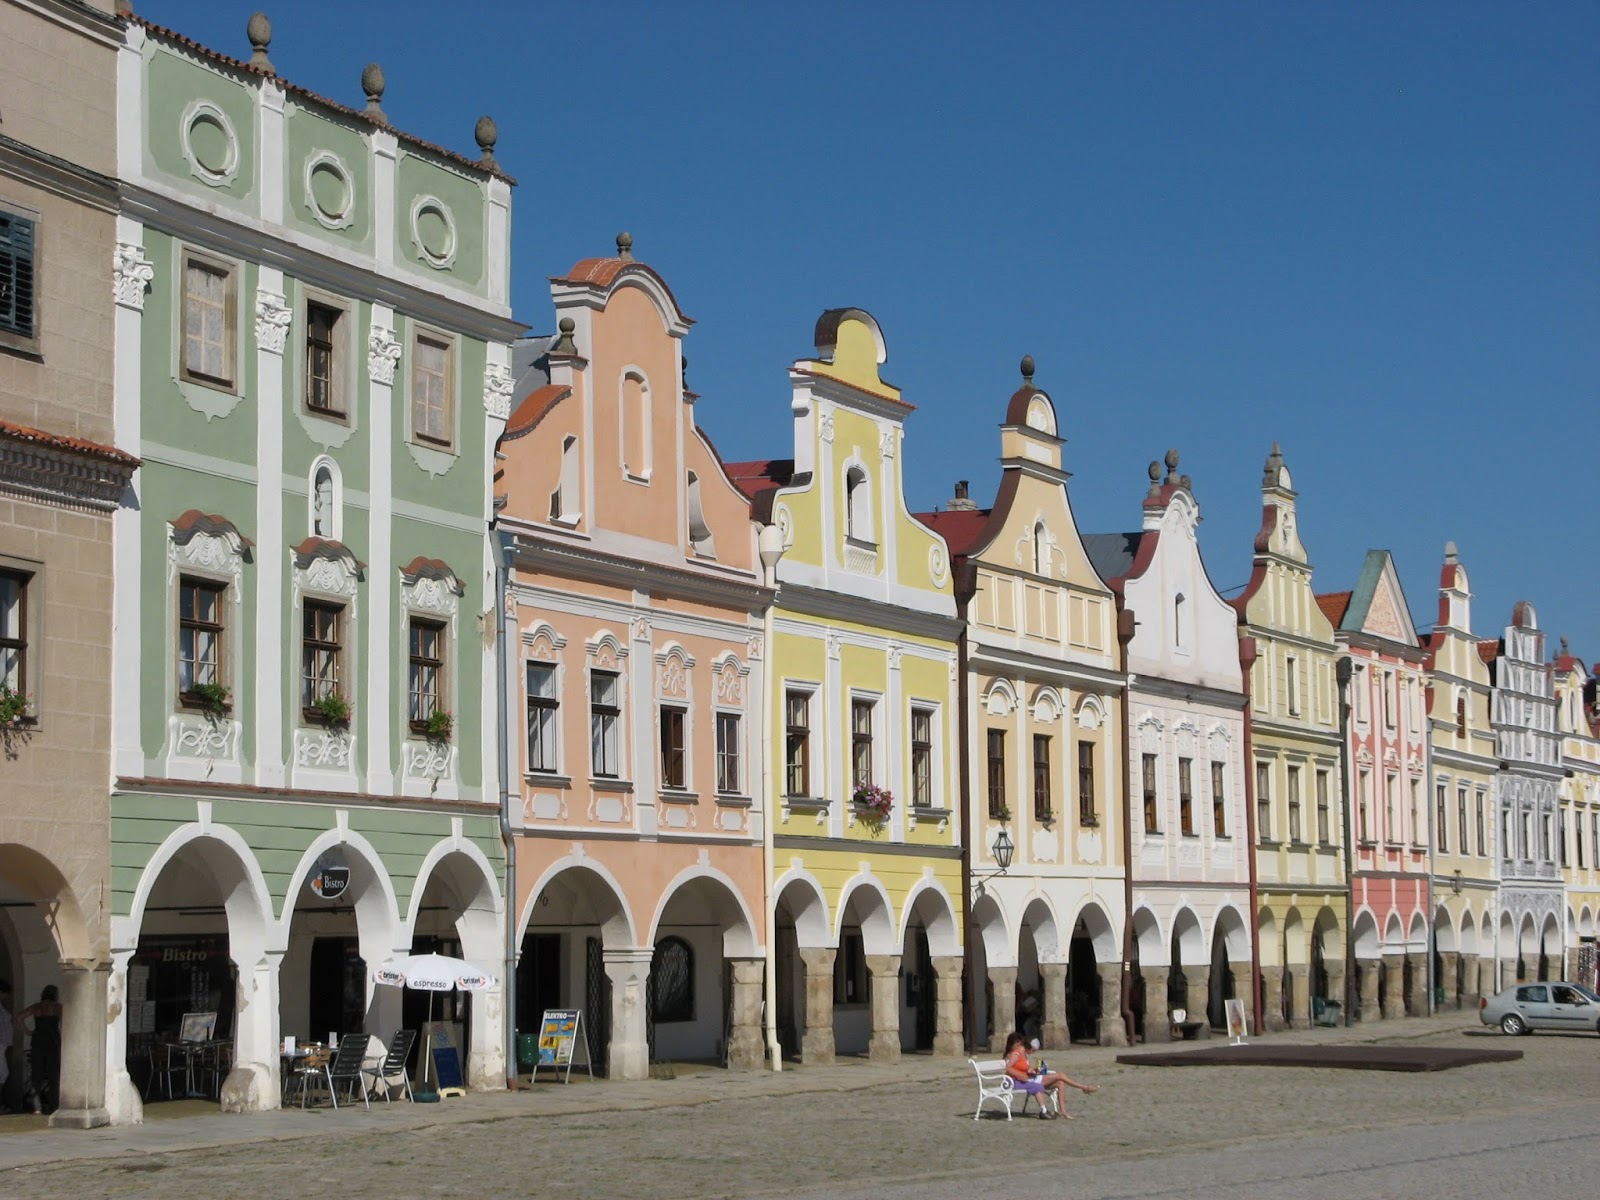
[150,1,1600,661]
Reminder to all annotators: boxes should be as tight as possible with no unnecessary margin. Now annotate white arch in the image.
[835,872,896,955]
[1212,903,1251,961]
[899,876,961,958]
[1170,906,1206,967]
[773,867,831,948]
[1074,693,1107,730]
[405,835,504,940]
[645,863,760,958]
[1580,906,1596,938]
[982,677,1018,717]
[971,891,1014,968]
[1351,909,1380,960]
[1070,899,1120,961]
[308,454,342,540]
[1258,907,1281,967]
[279,826,401,928]
[1029,685,1063,725]
[1133,906,1164,964]
[1433,906,1458,953]
[1407,910,1429,950]
[116,822,274,953]
[517,852,638,948]
[1458,909,1479,956]
[1018,893,1062,962]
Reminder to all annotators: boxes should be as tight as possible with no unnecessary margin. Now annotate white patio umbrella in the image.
[372,953,497,1090]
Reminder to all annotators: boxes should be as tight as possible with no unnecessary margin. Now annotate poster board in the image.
[1224,997,1248,1045]
[531,1009,592,1084]
[423,1020,467,1098]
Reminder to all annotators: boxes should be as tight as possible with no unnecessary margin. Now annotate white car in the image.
[1479,981,1600,1035]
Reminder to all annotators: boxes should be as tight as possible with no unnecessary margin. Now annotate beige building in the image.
[0,0,135,1127]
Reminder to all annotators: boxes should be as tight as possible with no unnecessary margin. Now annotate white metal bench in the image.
[969,1057,1057,1120]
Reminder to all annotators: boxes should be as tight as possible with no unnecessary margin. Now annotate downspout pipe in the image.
[954,561,978,1052]
[1423,680,1436,1016]
[495,529,519,1089]
[1116,607,1137,1045]
[1336,655,1355,1026]
[758,525,785,1072]
[1238,633,1263,1036]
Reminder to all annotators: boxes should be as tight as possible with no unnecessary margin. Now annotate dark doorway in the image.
[516,932,561,1034]
[1208,934,1233,1029]
[584,936,611,1075]
[774,923,798,1060]
[1067,934,1098,1042]
[1311,928,1328,1002]
[908,927,935,1051]
[308,936,365,1041]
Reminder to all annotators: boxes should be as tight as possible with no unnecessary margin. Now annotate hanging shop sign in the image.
[309,850,350,900]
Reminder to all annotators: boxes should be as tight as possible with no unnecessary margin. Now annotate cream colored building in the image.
[0,0,135,1127]
[1554,647,1599,986]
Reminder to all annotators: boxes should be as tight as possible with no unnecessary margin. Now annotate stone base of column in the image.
[1459,953,1480,1008]
[988,966,1018,1053]
[801,1027,836,1065]
[1097,967,1128,1046]
[727,959,764,1070]
[1381,955,1406,1020]
[1260,965,1287,1032]
[1405,954,1428,1016]
[931,956,964,1057]
[866,955,902,1064]
[1187,969,1211,1037]
[49,1106,110,1129]
[220,1062,276,1114]
[1287,966,1311,1030]
[1141,967,1170,1043]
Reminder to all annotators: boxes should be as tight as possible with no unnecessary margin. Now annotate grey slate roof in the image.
[510,335,554,401]
[1082,532,1143,585]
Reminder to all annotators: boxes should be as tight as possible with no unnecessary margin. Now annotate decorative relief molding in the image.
[254,290,292,354]
[774,504,795,550]
[825,631,842,660]
[368,326,402,385]
[482,364,515,420]
[170,714,239,761]
[405,741,454,779]
[818,411,835,443]
[407,577,459,616]
[879,429,896,459]
[745,635,763,661]
[294,728,353,770]
[928,544,949,588]
[630,616,653,643]
[0,440,137,512]
[887,644,903,670]
[113,243,155,311]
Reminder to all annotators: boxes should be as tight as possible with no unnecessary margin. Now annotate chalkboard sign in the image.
[431,1045,465,1097]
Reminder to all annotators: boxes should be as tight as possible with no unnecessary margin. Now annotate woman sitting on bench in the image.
[1002,1031,1099,1120]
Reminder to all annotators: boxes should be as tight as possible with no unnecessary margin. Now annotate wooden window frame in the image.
[716,711,740,795]
[850,698,875,792]
[659,703,688,791]
[180,248,237,391]
[987,729,1008,819]
[783,689,811,798]
[910,707,934,808]
[304,298,346,419]
[407,616,446,732]
[177,575,228,710]
[1178,756,1194,836]
[0,205,41,355]
[1210,760,1227,838]
[1077,741,1096,827]
[300,600,344,720]
[1032,733,1052,822]
[1287,764,1302,843]
[590,669,621,779]
[525,662,559,774]
[1142,752,1159,833]
[1316,769,1331,844]
[410,327,455,450]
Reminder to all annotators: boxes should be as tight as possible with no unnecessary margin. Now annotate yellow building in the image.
[1422,544,1499,1006]
[1236,445,1345,1029]
[920,357,1125,1051]
[728,309,963,1063]
[1554,645,1599,987]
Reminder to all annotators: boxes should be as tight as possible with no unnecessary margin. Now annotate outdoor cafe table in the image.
[162,1038,231,1100]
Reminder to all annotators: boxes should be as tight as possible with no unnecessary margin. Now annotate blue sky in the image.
[151,1,1599,659]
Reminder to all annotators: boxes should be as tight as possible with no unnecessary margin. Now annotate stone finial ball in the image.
[361,62,386,101]
[1020,354,1035,381]
[475,116,498,153]
[1164,448,1180,470]
[558,316,576,334]
[616,231,634,256]
[1147,461,1161,482]
[247,12,272,49]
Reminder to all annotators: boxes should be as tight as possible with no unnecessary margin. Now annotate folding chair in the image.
[326,1034,371,1109]
[364,1029,417,1103]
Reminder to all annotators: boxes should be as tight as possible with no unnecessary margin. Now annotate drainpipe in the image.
[955,562,978,1051]
[495,529,519,1088]
[1336,656,1355,1026]
[1116,607,1137,1045]
[1238,633,1263,1036]
[758,525,785,1072]
[1423,676,1435,1015]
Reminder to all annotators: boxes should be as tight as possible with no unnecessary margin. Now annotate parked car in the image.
[1480,981,1600,1035]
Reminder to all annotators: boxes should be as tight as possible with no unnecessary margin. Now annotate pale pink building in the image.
[495,236,772,1079]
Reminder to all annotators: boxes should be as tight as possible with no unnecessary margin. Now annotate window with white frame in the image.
[1316,769,1331,843]
[784,688,811,797]
[659,703,688,790]
[1287,764,1302,842]
[1359,770,1372,841]
[1,566,33,714]
[911,706,934,808]
[1285,655,1300,716]
[851,697,875,791]
[301,600,344,718]
[411,329,454,449]
[1141,752,1158,832]
[407,617,446,730]
[1256,762,1272,840]
[716,711,740,795]
[845,467,872,544]
[1436,783,1448,853]
[526,662,558,774]
[1409,779,1421,846]
[181,250,235,389]
[1178,756,1194,835]
[590,669,621,778]
[1211,760,1227,837]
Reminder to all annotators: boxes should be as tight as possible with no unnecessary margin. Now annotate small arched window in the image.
[1033,522,1048,576]
[1173,593,1187,649]
[550,434,580,523]
[650,935,694,1023]
[845,466,872,543]
[686,470,715,557]
[311,461,339,539]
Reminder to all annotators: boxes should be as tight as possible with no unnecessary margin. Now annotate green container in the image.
[516,1033,539,1068]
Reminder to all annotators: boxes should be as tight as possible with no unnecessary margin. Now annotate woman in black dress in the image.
[20,985,61,1112]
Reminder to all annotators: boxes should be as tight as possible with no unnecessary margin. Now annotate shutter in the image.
[0,213,36,338]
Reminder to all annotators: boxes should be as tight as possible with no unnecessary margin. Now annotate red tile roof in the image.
[132,17,515,185]
[503,384,570,440]
[1477,640,1500,666]
[915,508,991,557]
[550,258,693,326]
[723,459,794,502]
[1316,591,1352,628]
[0,418,139,467]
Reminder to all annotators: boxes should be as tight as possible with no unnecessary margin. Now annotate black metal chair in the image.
[363,1029,417,1102]
[326,1034,370,1109]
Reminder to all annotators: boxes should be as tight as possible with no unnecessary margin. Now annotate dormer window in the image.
[845,466,873,544]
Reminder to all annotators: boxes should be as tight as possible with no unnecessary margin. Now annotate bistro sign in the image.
[309,849,350,900]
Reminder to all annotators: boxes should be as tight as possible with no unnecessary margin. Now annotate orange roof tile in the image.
[503,384,570,440]
[1316,591,1352,628]
[0,418,139,466]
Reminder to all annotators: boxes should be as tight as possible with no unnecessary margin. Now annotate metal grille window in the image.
[784,690,810,796]
[0,568,30,699]
[716,712,740,794]
[590,670,620,778]
[408,618,444,726]
[1077,742,1096,826]
[1142,752,1159,832]
[0,211,37,339]
[987,730,1007,818]
[1032,734,1052,820]
[659,705,687,790]
[1287,765,1302,842]
[1178,757,1194,836]
[1256,762,1272,840]
[911,707,933,807]
[851,699,873,790]
[178,577,224,699]
[301,601,342,712]
[526,663,558,773]
[650,936,694,1023]
[182,256,233,386]
[305,301,341,416]
[1212,761,1228,837]
[1316,770,1331,844]
[412,333,452,446]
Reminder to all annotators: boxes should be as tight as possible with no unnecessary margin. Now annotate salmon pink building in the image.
[495,236,772,1079]
[1319,551,1431,1020]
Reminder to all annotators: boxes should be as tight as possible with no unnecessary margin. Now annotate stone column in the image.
[1287,966,1311,1029]
[49,960,110,1129]
[1097,964,1128,1046]
[601,948,652,1081]
[1230,964,1255,1032]
[1325,962,1346,1021]
[1406,954,1428,1016]
[930,956,964,1057]
[1141,966,1170,1043]
[865,954,902,1063]
[799,948,836,1065]
[726,958,764,1070]
[1259,966,1286,1032]
[1458,953,1479,1008]
[1381,954,1406,1020]
[103,948,142,1126]
[221,949,282,1112]
[1357,959,1380,1021]
[1438,951,1460,1009]
[1478,956,1497,1005]
[1186,966,1211,1037]
[1520,952,1539,983]
[987,966,1018,1052]
[1038,963,1069,1049]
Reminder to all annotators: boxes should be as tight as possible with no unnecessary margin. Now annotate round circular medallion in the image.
[305,154,352,227]
[181,101,239,186]
[410,196,456,268]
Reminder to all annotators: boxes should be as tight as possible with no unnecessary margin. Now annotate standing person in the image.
[1002,1030,1099,1120]
[0,982,13,1110]
[19,985,61,1113]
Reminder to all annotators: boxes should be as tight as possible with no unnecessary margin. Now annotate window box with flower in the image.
[184,681,231,718]
[0,682,32,728]
[307,690,352,729]
[414,709,453,742]
[852,783,893,832]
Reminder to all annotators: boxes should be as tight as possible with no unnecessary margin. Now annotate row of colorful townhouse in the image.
[2,6,1598,1129]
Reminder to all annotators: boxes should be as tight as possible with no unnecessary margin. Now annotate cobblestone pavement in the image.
[4,1015,1597,1200]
